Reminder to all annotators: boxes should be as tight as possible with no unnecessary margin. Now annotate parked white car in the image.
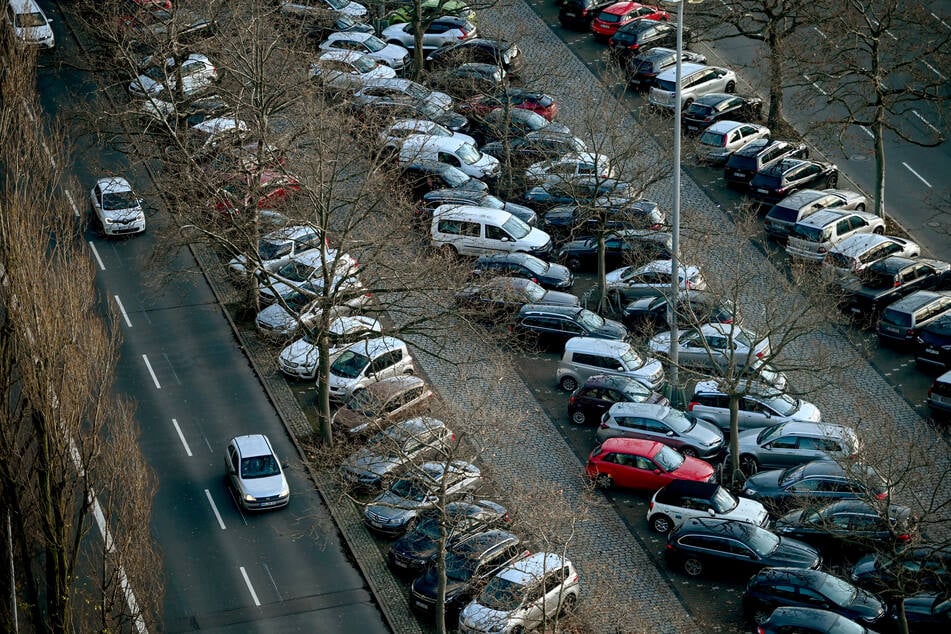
[820,233,920,282]
[128,53,217,98]
[281,0,367,18]
[380,16,476,51]
[308,51,396,92]
[255,278,370,338]
[647,480,769,534]
[278,315,383,380]
[379,118,476,150]
[786,209,886,262]
[227,225,324,278]
[696,120,770,165]
[399,134,499,180]
[327,336,415,401]
[319,32,410,71]
[524,152,616,186]
[257,249,359,304]
[5,0,54,48]
[90,177,146,236]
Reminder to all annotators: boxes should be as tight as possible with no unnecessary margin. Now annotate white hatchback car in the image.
[128,53,218,98]
[820,233,920,282]
[278,315,383,380]
[308,50,396,92]
[257,249,359,304]
[647,480,769,534]
[379,118,476,150]
[227,225,323,278]
[380,15,477,51]
[327,336,415,401]
[281,0,367,18]
[696,120,770,165]
[90,177,146,236]
[5,0,54,48]
[319,32,410,71]
[225,434,290,511]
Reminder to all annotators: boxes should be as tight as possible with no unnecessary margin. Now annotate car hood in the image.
[366,494,426,524]
[280,339,318,367]
[765,536,822,569]
[540,290,580,306]
[591,317,629,340]
[674,456,716,481]
[501,200,535,220]
[427,91,454,111]
[743,469,784,495]
[728,497,770,526]
[131,74,162,95]
[391,532,438,563]
[365,65,397,82]
[460,601,513,633]
[412,567,468,600]
[377,44,409,62]
[648,331,672,353]
[847,589,886,622]
[902,594,941,619]
[850,554,881,583]
[341,450,402,479]
[433,110,469,132]
[604,266,632,285]
[333,407,373,433]
[688,418,724,447]
[242,472,287,499]
[794,401,822,422]
[255,303,298,334]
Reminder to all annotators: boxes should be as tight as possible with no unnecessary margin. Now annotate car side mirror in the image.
[425,494,438,503]
[281,461,289,470]
[707,508,716,516]
[501,236,511,242]
[653,469,662,474]
[666,430,674,437]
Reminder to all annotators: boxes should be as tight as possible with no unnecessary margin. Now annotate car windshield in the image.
[619,347,643,369]
[330,350,369,379]
[363,36,387,52]
[662,408,694,434]
[699,131,724,147]
[747,526,780,556]
[578,309,605,329]
[15,12,47,27]
[524,282,546,302]
[240,454,281,478]
[654,79,675,92]
[389,477,431,502]
[818,575,858,607]
[345,388,381,415]
[501,215,531,239]
[654,445,685,472]
[259,239,292,261]
[481,195,505,209]
[478,576,525,612]
[326,0,348,9]
[101,190,138,211]
[277,260,315,282]
[779,463,807,486]
[762,392,799,417]
[711,487,738,513]
[621,380,651,400]
[445,552,480,581]
[404,82,431,100]
[352,55,378,73]
[457,143,482,165]
[413,516,442,540]
[521,255,549,274]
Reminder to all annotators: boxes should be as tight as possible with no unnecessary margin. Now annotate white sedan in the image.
[278,315,383,380]
[319,32,409,71]
[128,53,217,98]
[90,177,146,236]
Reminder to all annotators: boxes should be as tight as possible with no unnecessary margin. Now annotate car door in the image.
[759,434,802,468]
[738,396,771,429]
[90,184,103,219]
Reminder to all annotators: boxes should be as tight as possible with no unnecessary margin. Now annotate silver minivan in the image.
[430,205,552,258]
[556,336,666,393]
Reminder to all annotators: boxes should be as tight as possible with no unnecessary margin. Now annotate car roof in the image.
[402,134,469,153]
[318,50,367,64]
[871,255,922,274]
[496,552,569,585]
[451,529,518,556]
[887,290,951,312]
[607,402,670,418]
[658,479,720,499]
[599,436,663,455]
[751,567,830,586]
[772,189,830,209]
[362,374,428,397]
[96,176,133,194]
[674,517,762,539]
[232,434,273,458]
[655,62,708,82]
[770,421,854,440]
[705,120,751,134]
[327,31,374,43]
[633,259,700,276]
[342,336,408,357]
[692,92,733,106]
[518,303,584,317]
[264,224,319,242]
[564,336,630,352]
[433,204,511,223]
[691,378,778,397]
[829,233,897,256]
[795,208,850,228]
[384,416,446,439]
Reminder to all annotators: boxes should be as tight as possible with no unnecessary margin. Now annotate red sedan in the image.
[585,437,715,490]
[457,89,559,121]
[213,171,301,212]
[591,2,669,42]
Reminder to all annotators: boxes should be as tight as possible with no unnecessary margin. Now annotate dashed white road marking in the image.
[171,419,192,457]
[859,125,874,138]
[902,162,932,188]
[912,110,941,135]
[923,60,946,79]
[65,190,80,217]
[142,354,161,389]
[205,489,226,530]
[88,241,106,270]
[239,567,261,606]
[932,12,950,30]
[114,295,132,327]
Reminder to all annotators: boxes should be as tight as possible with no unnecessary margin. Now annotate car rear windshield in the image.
[859,269,897,289]
[599,13,622,22]
[751,174,782,189]
[654,79,676,92]
[699,131,724,147]
[766,205,800,223]
[685,103,714,117]
[825,252,854,270]
[881,308,912,328]
[727,155,758,170]
[790,224,828,243]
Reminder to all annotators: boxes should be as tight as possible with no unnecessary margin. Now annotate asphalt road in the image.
[33,3,391,632]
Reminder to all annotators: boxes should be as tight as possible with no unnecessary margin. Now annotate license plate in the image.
[850,307,862,314]
[394,559,407,568]
[687,125,698,131]
[734,171,745,177]
[368,519,382,528]
[757,188,769,194]
[564,11,576,17]
[415,600,428,609]
[925,347,938,354]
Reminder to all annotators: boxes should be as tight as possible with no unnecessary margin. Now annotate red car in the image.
[213,171,301,212]
[458,89,559,121]
[590,2,669,41]
[585,438,715,490]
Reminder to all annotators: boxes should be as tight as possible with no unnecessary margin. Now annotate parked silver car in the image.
[649,323,770,371]
[227,224,323,278]
[339,417,453,488]
[596,402,724,459]
[687,380,822,433]
[732,421,860,474]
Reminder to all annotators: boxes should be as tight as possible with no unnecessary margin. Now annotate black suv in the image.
[627,47,706,90]
[877,290,951,347]
[388,500,509,574]
[558,0,616,30]
[401,160,489,199]
[409,529,528,616]
[839,256,951,324]
[609,19,688,58]
[511,304,628,351]
[774,500,917,555]
[621,291,738,334]
[471,252,574,291]
[681,93,763,133]
[918,314,951,371]
[567,373,668,425]
[724,139,810,189]
[749,159,839,206]
[665,517,821,579]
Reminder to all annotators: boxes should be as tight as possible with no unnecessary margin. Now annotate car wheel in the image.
[725,81,736,93]
[683,98,694,110]
[511,627,525,634]
[565,256,582,272]
[569,409,587,425]
[650,514,673,534]
[856,203,866,211]
[595,474,613,489]
[681,447,699,458]
[559,376,578,392]
[558,593,577,617]
[682,557,703,577]
[740,455,759,475]
[873,225,884,234]
[750,604,772,625]
[441,244,458,259]
[829,173,839,187]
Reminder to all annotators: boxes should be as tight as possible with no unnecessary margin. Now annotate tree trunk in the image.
[729,393,742,488]
[765,24,785,130]
[596,230,608,314]
[317,325,333,446]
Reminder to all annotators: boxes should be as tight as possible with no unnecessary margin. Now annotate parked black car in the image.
[420,189,537,226]
[522,177,635,211]
[480,131,587,170]
[401,160,489,199]
[558,0,616,30]
[627,47,707,90]
[724,139,810,188]
[467,108,571,145]
[455,276,579,319]
[388,500,509,574]
[511,304,628,351]
[895,594,951,632]
[609,19,688,59]
[470,252,574,291]
[851,545,951,597]
[743,568,887,628]
[425,38,524,74]
[757,607,875,634]
[839,257,951,325]
[918,315,951,371]
[742,460,890,514]
[681,93,764,133]
[567,373,668,425]
[774,500,917,555]
[877,290,951,348]
[542,199,664,242]
[556,229,672,272]
[409,529,528,616]
[749,159,839,206]
[665,517,821,578]
[621,291,738,334]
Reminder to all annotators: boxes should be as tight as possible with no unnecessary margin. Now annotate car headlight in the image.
[278,485,290,498]
[488,620,507,632]
[243,493,256,503]
[743,488,754,496]
[103,217,115,224]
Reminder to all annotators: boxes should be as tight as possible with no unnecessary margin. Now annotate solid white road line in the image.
[141,354,161,389]
[65,190,80,217]
[239,567,261,607]
[205,489,226,530]
[114,295,132,328]
[88,241,106,270]
[902,162,932,188]
[171,419,192,457]
[912,110,941,135]
[91,491,148,633]
[932,12,950,30]
[262,563,283,601]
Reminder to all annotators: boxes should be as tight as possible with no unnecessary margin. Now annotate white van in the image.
[5,0,53,48]
[399,135,500,180]
[430,205,552,258]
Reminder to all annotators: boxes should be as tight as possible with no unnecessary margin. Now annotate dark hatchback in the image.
[895,594,951,633]
[387,500,509,574]
[420,189,537,226]
[425,38,524,74]
[481,131,587,169]
[877,291,951,348]
[542,199,664,242]
[556,229,672,272]
[522,177,634,211]
[756,607,876,634]
[724,139,810,189]
[851,545,951,597]
[743,568,887,628]
[774,500,917,555]
[627,47,706,90]
[400,160,489,199]
[608,19,687,58]
[749,159,839,206]
[621,291,738,334]
[741,460,890,514]
[470,252,574,291]
[917,314,951,370]
[567,373,668,425]
[681,93,764,133]
[838,257,951,324]
[511,304,629,351]
[665,517,821,579]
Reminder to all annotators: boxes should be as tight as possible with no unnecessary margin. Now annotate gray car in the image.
[363,460,482,536]
[339,417,453,488]
[649,323,771,372]
[687,380,822,433]
[733,421,861,474]
[595,402,724,459]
